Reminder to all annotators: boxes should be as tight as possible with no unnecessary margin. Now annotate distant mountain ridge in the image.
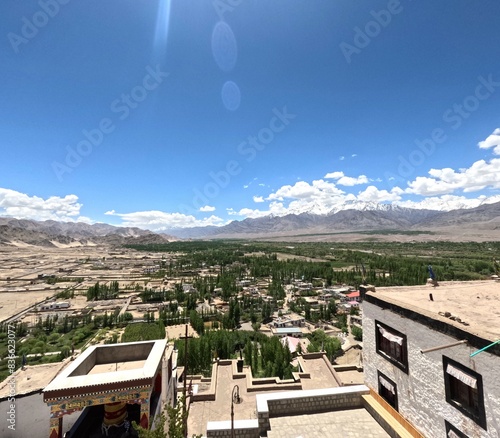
[1,200,499,245]
[0,218,173,247]
[164,201,500,239]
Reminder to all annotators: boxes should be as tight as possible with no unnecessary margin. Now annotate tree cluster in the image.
[86,281,119,301]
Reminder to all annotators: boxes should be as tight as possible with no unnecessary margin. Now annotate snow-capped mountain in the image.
[164,200,500,239]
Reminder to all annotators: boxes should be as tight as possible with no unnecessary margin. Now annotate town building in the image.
[38,301,70,311]
[346,290,361,302]
[362,280,500,438]
[272,327,303,338]
[42,340,170,438]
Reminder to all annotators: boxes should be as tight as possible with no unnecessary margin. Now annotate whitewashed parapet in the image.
[256,385,369,435]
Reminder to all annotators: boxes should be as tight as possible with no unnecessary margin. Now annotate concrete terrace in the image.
[299,354,342,390]
[267,409,390,438]
[187,353,368,437]
[188,361,295,436]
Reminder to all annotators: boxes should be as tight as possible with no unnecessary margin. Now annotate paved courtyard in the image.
[267,409,390,438]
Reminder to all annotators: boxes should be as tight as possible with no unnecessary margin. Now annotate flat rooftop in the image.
[275,327,302,333]
[88,359,147,374]
[0,361,71,399]
[267,408,390,437]
[367,280,500,341]
[43,340,167,399]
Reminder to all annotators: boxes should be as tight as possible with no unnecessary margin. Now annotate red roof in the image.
[280,336,301,353]
[346,291,360,298]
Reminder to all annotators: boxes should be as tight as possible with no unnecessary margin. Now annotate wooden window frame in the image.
[375,320,408,373]
[442,356,486,430]
[377,370,398,411]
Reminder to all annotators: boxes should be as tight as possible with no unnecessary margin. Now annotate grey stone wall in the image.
[256,385,369,436]
[266,391,364,416]
[363,300,500,438]
[206,420,260,438]
[206,427,260,438]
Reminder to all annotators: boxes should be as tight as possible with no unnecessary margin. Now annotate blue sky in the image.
[1,0,500,230]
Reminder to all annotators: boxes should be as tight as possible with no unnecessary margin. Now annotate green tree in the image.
[133,395,203,438]
[304,303,311,321]
[296,340,303,355]
[244,341,253,366]
[159,318,166,339]
[352,326,363,341]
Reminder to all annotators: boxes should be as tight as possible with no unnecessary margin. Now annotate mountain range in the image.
[1,200,499,246]
[163,201,500,240]
[0,218,172,248]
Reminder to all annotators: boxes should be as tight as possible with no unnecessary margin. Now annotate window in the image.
[445,420,468,438]
[377,370,398,411]
[443,356,486,430]
[375,320,408,372]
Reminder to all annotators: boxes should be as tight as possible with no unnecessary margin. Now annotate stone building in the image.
[362,280,500,438]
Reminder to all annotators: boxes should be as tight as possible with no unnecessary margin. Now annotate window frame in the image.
[375,320,408,373]
[442,356,486,430]
[444,420,468,438]
[377,370,398,411]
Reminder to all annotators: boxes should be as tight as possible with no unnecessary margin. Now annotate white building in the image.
[362,280,500,438]
[38,301,70,311]
[273,327,303,338]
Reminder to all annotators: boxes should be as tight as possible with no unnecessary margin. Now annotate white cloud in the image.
[478,128,500,155]
[224,130,500,221]
[105,210,226,230]
[406,159,500,195]
[357,186,402,202]
[337,175,368,186]
[0,188,91,223]
[243,178,258,189]
[199,205,216,212]
[323,171,368,186]
[339,156,345,161]
[352,154,357,158]
[228,207,267,218]
[270,180,344,201]
[396,194,500,211]
[227,202,288,219]
[324,171,344,179]
[357,186,401,202]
